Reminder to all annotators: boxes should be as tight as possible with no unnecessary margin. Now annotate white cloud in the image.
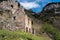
[20,2,40,9]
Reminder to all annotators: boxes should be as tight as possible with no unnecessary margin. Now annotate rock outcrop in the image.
[38,2,60,30]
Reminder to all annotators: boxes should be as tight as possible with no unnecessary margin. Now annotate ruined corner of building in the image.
[0,0,42,34]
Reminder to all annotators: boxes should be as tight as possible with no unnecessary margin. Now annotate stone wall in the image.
[0,0,33,33]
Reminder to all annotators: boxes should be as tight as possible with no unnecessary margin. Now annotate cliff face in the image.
[38,2,60,30]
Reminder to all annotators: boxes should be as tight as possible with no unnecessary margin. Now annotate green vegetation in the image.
[41,22,60,40]
[0,29,51,40]
[38,5,60,40]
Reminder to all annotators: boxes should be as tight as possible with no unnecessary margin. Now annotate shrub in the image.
[41,22,60,40]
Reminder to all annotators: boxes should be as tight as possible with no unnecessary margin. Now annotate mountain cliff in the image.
[38,2,60,29]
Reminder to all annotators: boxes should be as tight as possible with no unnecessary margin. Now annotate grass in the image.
[41,22,60,40]
[0,29,51,40]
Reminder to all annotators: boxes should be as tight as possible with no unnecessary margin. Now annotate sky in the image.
[17,0,60,13]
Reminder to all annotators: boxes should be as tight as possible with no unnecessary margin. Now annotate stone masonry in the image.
[0,0,37,34]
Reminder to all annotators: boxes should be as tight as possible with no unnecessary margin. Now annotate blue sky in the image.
[17,0,60,13]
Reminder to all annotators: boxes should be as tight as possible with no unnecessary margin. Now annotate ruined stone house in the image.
[0,0,42,34]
